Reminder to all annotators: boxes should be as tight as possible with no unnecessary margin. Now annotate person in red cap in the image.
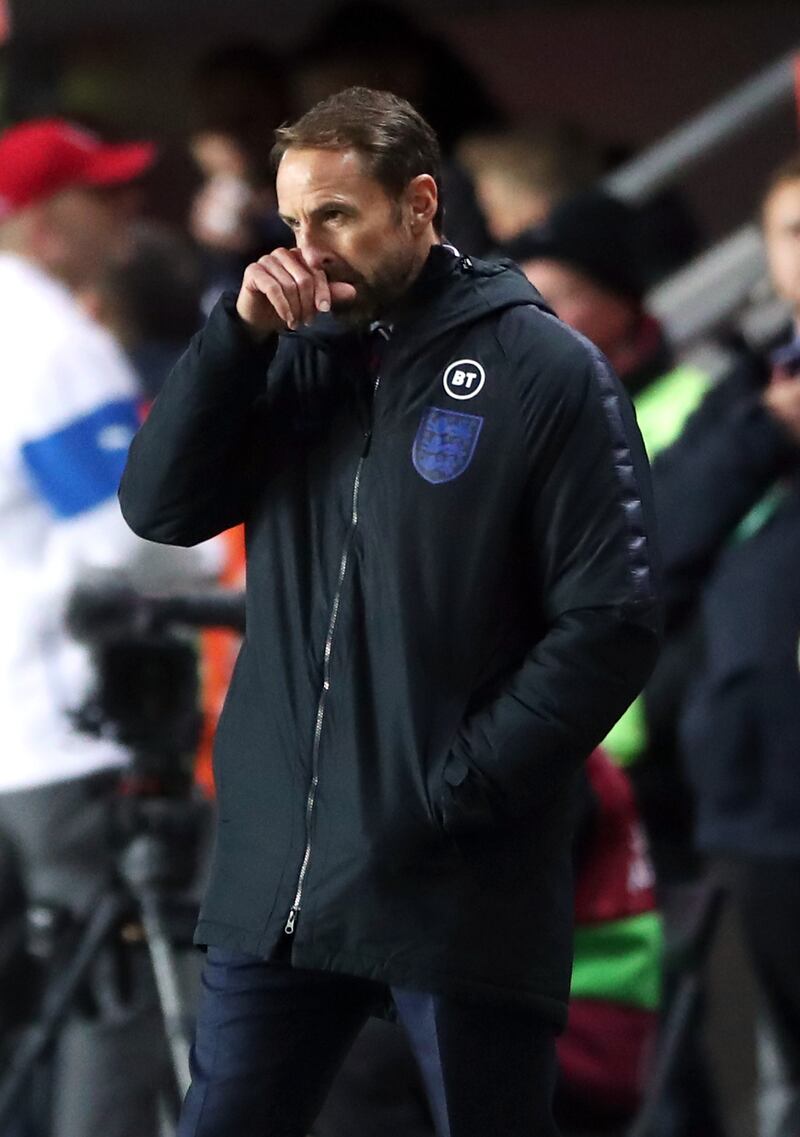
[0,118,154,285]
[0,119,211,1137]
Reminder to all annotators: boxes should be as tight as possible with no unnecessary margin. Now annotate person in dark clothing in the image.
[505,191,730,1137]
[314,747,663,1137]
[119,87,660,1137]
[504,190,714,877]
[504,190,690,404]
[651,154,800,1137]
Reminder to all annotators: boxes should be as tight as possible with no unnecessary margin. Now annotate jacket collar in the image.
[291,245,551,357]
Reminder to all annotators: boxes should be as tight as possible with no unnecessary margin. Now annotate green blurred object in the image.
[603,695,647,767]
[633,363,711,459]
[733,482,789,543]
[603,362,713,768]
[571,909,664,1011]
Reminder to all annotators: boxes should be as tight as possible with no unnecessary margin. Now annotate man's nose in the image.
[295,231,332,271]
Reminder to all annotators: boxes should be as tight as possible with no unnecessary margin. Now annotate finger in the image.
[272,248,318,324]
[244,262,296,329]
[313,271,332,314]
[257,254,307,327]
[330,281,357,307]
[287,248,331,315]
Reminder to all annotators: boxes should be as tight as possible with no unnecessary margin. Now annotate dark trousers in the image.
[731,858,800,1137]
[177,947,561,1137]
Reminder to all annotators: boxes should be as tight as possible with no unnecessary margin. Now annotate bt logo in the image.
[443,359,486,400]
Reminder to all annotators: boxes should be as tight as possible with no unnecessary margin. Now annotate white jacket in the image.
[0,253,219,791]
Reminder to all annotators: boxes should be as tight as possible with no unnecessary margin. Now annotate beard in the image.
[330,244,421,326]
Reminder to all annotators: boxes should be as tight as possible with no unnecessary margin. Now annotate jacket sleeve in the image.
[119,295,279,547]
[442,326,661,833]
[651,370,799,624]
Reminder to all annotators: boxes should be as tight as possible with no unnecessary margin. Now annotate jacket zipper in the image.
[285,369,382,936]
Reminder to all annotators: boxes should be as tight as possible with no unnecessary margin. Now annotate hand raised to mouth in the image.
[236,247,357,340]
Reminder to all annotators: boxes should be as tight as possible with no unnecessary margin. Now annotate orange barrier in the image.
[196,525,245,797]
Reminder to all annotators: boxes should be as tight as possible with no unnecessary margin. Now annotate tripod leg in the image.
[136,890,194,1107]
[0,892,127,1129]
[627,880,728,1137]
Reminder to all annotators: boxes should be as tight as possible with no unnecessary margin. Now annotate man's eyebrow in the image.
[278,201,357,225]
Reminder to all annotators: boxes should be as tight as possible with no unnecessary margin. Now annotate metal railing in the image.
[647,225,765,342]
[603,51,798,204]
[603,49,799,360]
[645,224,791,374]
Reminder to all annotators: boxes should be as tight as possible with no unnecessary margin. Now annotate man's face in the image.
[41,185,140,289]
[763,178,800,312]
[474,171,551,244]
[276,147,423,323]
[191,131,248,180]
[520,258,636,357]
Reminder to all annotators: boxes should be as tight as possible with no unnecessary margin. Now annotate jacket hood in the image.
[292,245,554,353]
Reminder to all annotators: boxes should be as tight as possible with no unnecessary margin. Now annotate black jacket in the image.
[653,346,800,857]
[120,247,660,1023]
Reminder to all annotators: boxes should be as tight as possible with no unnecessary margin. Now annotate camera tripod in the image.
[0,782,210,1135]
[0,585,246,1137]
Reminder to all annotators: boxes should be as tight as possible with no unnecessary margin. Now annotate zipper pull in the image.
[284,907,298,935]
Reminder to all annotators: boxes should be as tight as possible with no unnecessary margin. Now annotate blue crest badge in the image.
[412,407,483,485]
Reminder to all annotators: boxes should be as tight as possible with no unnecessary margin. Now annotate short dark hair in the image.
[272,86,444,233]
[762,152,800,217]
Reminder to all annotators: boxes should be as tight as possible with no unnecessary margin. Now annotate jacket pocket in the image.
[422,700,469,836]
[439,745,501,838]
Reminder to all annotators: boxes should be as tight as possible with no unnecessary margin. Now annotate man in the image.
[120,87,660,1137]
[505,188,718,840]
[506,189,735,1137]
[653,154,800,1137]
[0,119,214,1137]
[505,187,713,852]
[314,745,663,1137]
[505,189,710,441]
[457,126,601,246]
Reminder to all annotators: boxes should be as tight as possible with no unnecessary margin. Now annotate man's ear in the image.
[405,174,438,232]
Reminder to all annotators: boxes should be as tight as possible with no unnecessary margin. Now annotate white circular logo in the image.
[443,359,485,400]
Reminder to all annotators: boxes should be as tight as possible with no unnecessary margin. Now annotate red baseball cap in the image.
[0,118,156,221]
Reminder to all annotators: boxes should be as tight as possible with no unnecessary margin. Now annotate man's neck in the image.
[9,245,81,294]
[405,232,442,289]
[374,235,445,322]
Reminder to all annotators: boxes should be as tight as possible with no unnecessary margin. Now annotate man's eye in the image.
[323,210,345,224]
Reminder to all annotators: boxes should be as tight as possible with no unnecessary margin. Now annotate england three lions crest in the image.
[412,407,483,485]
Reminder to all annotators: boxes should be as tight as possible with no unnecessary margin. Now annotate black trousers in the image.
[730,857,800,1137]
[177,947,562,1137]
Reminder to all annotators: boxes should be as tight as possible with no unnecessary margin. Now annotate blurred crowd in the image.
[0,3,799,1137]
